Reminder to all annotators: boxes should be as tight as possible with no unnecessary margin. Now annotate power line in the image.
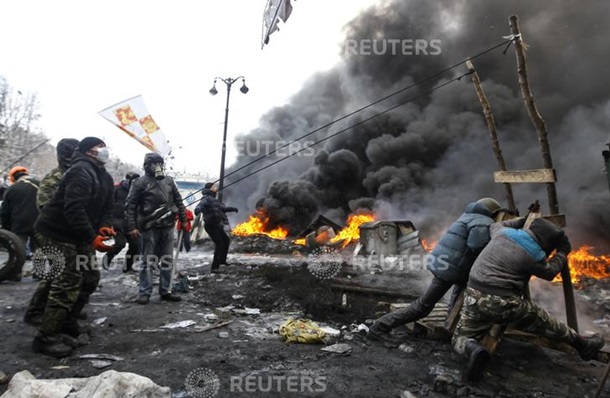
[183,38,513,204]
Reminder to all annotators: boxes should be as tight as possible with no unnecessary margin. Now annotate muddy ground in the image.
[1,239,610,398]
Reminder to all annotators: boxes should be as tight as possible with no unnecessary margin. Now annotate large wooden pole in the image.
[508,15,578,332]
[465,59,516,212]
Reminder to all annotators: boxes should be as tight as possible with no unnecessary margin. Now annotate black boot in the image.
[464,340,491,382]
[32,334,74,358]
[572,333,604,361]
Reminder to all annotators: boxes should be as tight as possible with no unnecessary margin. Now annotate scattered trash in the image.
[172,274,190,293]
[160,320,196,329]
[77,334,91,347]
[398,344,415,354]
[231,307,261,316]
[279,318,326,344]
[218,331,230,339]
[0,371,9,384]
[50,366,70,370]
[90,360,113,369]
[92,317,107,326]
[400,391,418,398]
[320,326,341,338]
[78,354,125,362]
[232,294,244,300]
[203,313,219,322]
[5,319,15,323]
[321,343,353,355]
[214,305,235,318]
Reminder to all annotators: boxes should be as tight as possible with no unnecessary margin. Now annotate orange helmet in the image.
[8,166,28,183]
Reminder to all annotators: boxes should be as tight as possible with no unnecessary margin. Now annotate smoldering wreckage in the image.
[3,0,610,397]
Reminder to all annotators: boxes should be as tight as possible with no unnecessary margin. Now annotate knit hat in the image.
[78,137,105,153]
[204,182,214,189]
[528,218,564,255]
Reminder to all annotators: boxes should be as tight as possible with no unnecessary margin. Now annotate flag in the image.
[261,0,294,49]
[98,95,171,157]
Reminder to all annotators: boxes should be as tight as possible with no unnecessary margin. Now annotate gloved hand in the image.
[225,207,238,213]
[98,227,117,236]
[126,229,141,239]
[557,235,571,255]
[91,235,113,252]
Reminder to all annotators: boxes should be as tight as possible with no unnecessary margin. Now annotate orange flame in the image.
[232,215,289,240]
[553,246,610,284]
[329,213,375,248]
[421,239,437,252]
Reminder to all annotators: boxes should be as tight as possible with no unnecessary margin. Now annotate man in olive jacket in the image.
[32,137,115,358]
[125,153,188,304]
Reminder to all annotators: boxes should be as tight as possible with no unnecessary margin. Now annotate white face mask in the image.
[95,147,110,163]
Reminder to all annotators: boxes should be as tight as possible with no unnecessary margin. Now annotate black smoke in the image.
[224,0,610,247]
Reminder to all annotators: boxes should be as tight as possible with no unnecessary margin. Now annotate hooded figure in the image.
[37,138,79,209]
[143,153,165,180]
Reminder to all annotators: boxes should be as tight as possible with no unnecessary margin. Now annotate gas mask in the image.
[150,162,165,180]
[94,147,110,164]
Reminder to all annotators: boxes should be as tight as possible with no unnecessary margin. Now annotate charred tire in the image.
[0,228,26,282]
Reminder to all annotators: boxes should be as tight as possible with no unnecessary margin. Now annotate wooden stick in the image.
[508,15,578,332]
[194,320,233,333]
[331,283,416,299]
[465,59,516,212]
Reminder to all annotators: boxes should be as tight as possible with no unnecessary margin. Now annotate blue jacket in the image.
[426,202,495,285]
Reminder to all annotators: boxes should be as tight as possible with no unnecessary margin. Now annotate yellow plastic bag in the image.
[279,318,326,344]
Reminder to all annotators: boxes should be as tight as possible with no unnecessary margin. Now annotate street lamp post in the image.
[209,76,249,203]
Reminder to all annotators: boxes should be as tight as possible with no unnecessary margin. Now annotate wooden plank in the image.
[444,289,465,334]
[494,169,556,183]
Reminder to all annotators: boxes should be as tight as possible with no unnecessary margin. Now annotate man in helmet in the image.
[453,217,604,381]
[0,166,40,280]
[368,197,506,343]
[125,153,188,304]
[102,172,141,272]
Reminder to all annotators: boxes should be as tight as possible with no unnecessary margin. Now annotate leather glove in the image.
[557,235,571,255]
[91,235,113,252]
[98,227,117,236]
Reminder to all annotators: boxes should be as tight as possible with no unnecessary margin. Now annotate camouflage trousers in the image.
[31,233,100,336]
[452,287,577,355]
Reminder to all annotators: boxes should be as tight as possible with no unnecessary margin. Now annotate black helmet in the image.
[143,153,164,166]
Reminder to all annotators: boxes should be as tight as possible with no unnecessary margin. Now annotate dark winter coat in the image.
[468,218,567,297]
[110,180,131,231]
[35,152,114,245]
[194,188,237,226]
[0,176,40,234]
[426,202,495,285]
[125,174,187,231]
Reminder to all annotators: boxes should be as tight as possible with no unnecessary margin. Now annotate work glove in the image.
[98,227,117,236]
[91,235,113,252]
[557,235,572,255]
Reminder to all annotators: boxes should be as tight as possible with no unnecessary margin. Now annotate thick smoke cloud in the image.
[224,0,610,247]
